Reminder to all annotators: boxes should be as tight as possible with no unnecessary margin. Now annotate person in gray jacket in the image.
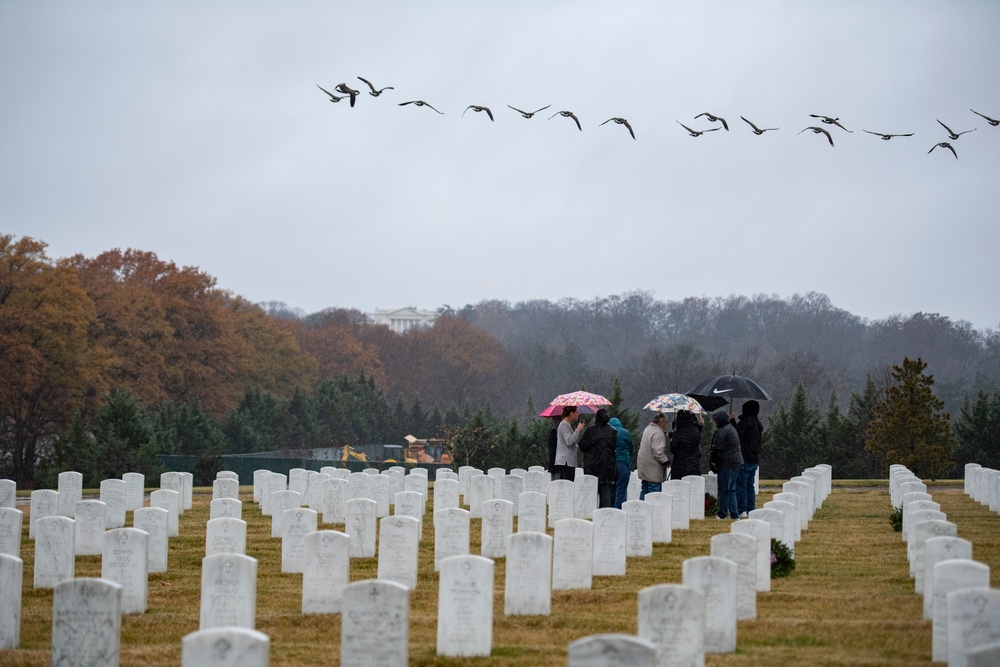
[710,409,744,519]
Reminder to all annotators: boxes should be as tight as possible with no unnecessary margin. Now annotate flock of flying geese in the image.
[318,78,998,160]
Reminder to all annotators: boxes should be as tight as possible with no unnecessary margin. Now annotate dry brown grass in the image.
[2,482,998,666]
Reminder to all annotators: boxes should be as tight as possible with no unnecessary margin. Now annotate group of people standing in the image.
[546,399,764,519]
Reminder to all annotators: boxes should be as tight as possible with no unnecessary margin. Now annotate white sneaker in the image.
[738,512,748,519]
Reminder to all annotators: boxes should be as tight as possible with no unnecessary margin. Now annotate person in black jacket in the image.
[578,408,618,508]
[669,410,702,479]
[710,409,743,520]
[734,400,764,517]
[546,416,562,473]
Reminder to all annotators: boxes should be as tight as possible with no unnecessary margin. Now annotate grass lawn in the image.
[3,480,998,666]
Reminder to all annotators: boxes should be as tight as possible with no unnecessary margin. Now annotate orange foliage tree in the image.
[0,236,107,485]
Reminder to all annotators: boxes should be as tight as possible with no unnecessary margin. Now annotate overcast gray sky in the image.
[3,2,999,330]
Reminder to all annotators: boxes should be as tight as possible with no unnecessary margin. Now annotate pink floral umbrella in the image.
[548,391,613,408]
[537,404,598,418]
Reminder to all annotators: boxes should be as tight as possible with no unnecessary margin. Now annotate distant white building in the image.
[370,307,437,334]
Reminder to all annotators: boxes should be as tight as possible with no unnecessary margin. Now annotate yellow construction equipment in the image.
[401,435,453,465]
[339,446,369,464]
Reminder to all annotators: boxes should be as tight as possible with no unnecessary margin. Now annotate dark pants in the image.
[552,464,575,481]
[614,461,631,509]
[640,480,661,501]
[737,463,758,515]
[598,481,615,508]
[717,466,740,519]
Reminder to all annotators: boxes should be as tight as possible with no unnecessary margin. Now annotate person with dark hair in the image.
[637,412,670,500]
[669,410,702,479]
[734,400,764,518]
[552,405,584,481]
[579,408,618,508]
[710,409,743,520]
[546,415,562,473]
[608,416,633,509]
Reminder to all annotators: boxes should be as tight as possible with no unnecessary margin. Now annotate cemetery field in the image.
[5,481,999,666]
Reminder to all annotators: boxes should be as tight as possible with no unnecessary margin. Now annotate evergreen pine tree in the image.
[952,389,1000,471]
[762,384,821,479]
[867,357,956,478]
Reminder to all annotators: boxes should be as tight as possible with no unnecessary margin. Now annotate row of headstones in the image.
[192,464,836,665]
[964,463,1000,516]
[888,464,1000,666]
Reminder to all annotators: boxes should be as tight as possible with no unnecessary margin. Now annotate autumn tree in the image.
[0,235,106,486]
[866,357,956,478]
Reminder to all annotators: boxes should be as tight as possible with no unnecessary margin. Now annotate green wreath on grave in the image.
[771,538,795,577]
[889,506,903,532]
[705,493,718,517]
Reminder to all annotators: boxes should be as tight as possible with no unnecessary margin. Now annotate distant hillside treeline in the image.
[3,235,998,485]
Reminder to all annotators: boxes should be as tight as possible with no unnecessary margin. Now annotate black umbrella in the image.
[688,373,772,412]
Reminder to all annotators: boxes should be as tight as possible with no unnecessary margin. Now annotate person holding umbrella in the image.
[637,412,670,500]
[709,409,743,520]
[553,405,584,480]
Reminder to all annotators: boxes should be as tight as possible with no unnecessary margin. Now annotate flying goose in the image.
[798,126,835,146]
[695,112,728,131]
[863,130,914,140]
[548,110,582,131]
[600,117,635,139]
[740,116,779,134]
[970,109,999,126]
[937,120,976,140]
[809,115,852,133]
[334,83,360,107]
[676,121,719,137]
[463,105,494,121]
[399,100,444,114]
[316,84,347,103]
[507,104,551,118]
[928,142,958,159]
[357,77,394,97]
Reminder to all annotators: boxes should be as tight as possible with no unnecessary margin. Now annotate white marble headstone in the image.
[682,556,737,654]
[498,475,524,514]
[932,559,991,662]
[29,489,57,540]
[437,555,494,657]
[345,498,377,558]
[547,479,575,528]
[322,478,348,525]
[592,508,627,576]
[210,498,243,520]
[182,627,270,667]
[122,472,145,512]
[206,517,248,557]
[638,583,705,667]
[664,479,691,530]
[923,536,973,620]
[101,527,148,614]
[434,507,470,571]
[574,474,599,519]
[281,508,318,573]
[200,553,258,630]
[947,587,1000,667]
[56,471,83,518]
[0,508,22,559]
[710,532,757,620]
[100,479,127,529]
[468,474,494,519]
[0,554,22,649]
[133,506,168,573]
[553,518,593,590]
[302,530,350,614]
[51,578,122,667]
[517,491,547,534]
[74,499,107,556]
[213,478,240,502]
[505,532,553,616]
[732,518,772,592]
[394,490,425,541]
[623,500,653,557]
[340,580,409,667]
[567,634,657,667]
[433,479,460,518]
[682,474,706,521]
[480,499,514,559]
[643,492,672,545]
[377,515,420,590]
[270,490,302,538]
[149,488,180,537]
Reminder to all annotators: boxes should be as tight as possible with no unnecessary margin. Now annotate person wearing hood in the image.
[608,416,633,509]
[734,399,764,517]
[669,410,702,479]
[578,408,618,508]
[710,409,743,520]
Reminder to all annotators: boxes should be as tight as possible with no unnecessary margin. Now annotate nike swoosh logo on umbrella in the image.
[712,388,735,394]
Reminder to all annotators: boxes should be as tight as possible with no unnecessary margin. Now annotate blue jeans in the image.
[614,461,631,509]
[717,466,739,519]
[737,463,758,515]
[640,480,661,501]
